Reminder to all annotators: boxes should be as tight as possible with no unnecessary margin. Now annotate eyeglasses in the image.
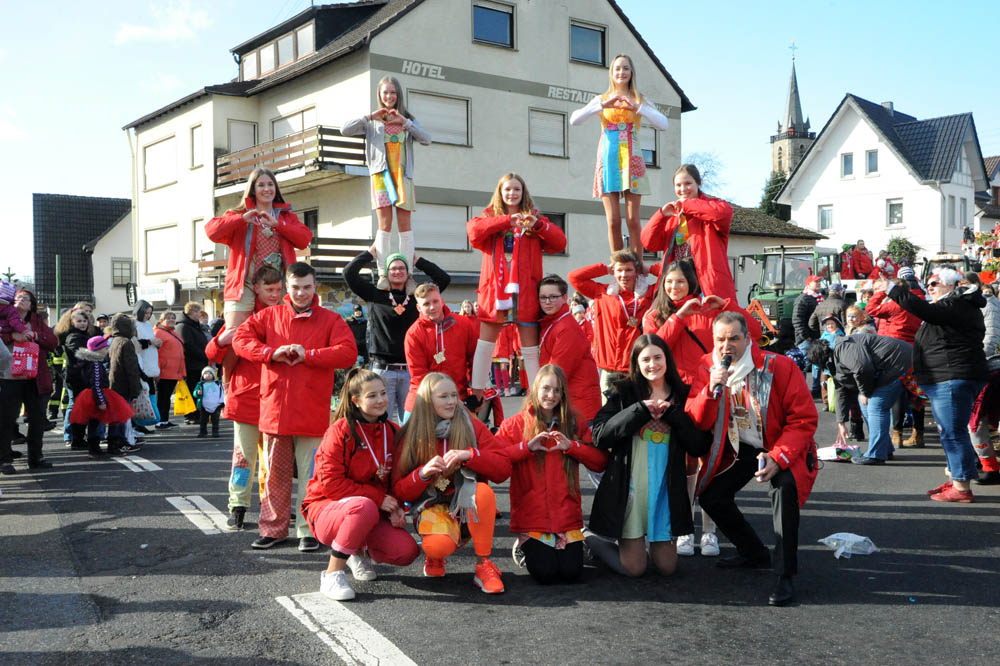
[538,295,564,302]
[927,281,940,288]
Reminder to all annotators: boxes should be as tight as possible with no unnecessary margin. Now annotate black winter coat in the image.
[809,294,848,336]
[175,313,209,382]
[832,334,912,423]
[793,292,819,344]
[589,381,711,540]
[888,284,987,385]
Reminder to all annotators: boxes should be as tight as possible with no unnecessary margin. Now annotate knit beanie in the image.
[384,252,408,273]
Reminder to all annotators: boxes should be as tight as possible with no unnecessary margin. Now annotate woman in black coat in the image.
[174,302,209,424]
[587,334,711,576]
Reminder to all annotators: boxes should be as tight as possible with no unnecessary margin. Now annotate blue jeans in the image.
[860,380,904,460]
[797,341,821,392]
[921,379,984,482]
[372,366,409,424]
[62,388,105,442]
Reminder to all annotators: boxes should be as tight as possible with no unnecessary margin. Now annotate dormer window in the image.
[241,21,315,81]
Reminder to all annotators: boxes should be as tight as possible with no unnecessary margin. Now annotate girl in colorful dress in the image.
[301,368,420,601]
[570,54,669,268]
[587,334,711,576]
[342,76,432,291]
[640,164,737,303]
[391,373,512,594]
[496,365,607,583]
[70,336,135,458]
[467,173,567,400]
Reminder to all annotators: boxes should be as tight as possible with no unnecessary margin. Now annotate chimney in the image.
[882,101,894,116]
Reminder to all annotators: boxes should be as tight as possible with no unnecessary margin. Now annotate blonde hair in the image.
[604,54,641,103]
[487,173,534,217]
[395,373,475,478]
[414,282,440,300]
[54,306,95,337]
[376,76,413,120]
[521,365,582,495]
[232,167,286,213]
[183,301,202,316]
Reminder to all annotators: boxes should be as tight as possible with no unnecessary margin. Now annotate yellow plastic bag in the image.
[174,381,197,416]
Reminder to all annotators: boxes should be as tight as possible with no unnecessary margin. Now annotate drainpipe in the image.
[126,128,139,293]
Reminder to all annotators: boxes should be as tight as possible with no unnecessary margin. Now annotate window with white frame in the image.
[408,92,469,145]
[242,53,258,80]
[473,1,514,48]
[240,22,315,81]
[818,205,833,231]
[412,204,470,251]
[528,109,565,157]
[192,218,213,262]
[277,34,294,67]
[145,226,178,274]
[961,198,969,228]
[841,152,853,177]
[640,126,657,166]
[887,199,903,226]
[866,149,878,174]
[228,120,257,152]
[948,195,956,227]
[570,21,605,65]
[143,136,176,190]
[297,24,315,55]
[272,107,317,140]
[190,124,203,168]
[302,209,318,235]
[259,43,275,75]
[111,258,133,287]
[541,213,567,255]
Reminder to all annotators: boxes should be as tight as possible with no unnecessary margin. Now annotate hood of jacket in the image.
[952,284,987,308]
[75,347,106,363]
[200,365,218,382]
[110,312,135,338]
[133,299,153,323]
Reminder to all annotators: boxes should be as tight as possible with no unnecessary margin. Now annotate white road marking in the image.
[185,494,231,532]
[165,496,220,535]
[111,457,144,472]
[128,455,163,471]
[277,592,418,666]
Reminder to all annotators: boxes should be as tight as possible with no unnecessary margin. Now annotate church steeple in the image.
[770,48,816,176]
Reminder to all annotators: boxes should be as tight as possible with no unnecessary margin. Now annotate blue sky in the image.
[3,0,998,281]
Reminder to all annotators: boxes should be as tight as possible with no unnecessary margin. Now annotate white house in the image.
[974,156,1000,234]
[83,211,134,316]
[775,93,990,258]
[122,0,697,313]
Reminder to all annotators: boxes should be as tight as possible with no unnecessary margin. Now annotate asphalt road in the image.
[2,397,998,666]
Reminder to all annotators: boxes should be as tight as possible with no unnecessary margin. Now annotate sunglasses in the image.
[927,281,940,288]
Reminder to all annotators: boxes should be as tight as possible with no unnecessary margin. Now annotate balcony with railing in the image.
[196,235,373,287]
[770,129,816,143]
[215,126,366,189]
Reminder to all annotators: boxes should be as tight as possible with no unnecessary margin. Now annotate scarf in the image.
[716,344,755,394]
[435,409,480,523]
[803,287,824,305]
[715,345,761,451]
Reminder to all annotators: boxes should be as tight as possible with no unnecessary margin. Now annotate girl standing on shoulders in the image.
[342,76,432,291]
[302,368,420,601]
[392,373,512,594]
[467,173,567,401]
[640,164,736,303]
[496,365,607,584]
[587,334,711,577]
[570,54,669,271]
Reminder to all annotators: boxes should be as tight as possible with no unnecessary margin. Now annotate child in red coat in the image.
[467,173,566,403]
[496,365,607,583]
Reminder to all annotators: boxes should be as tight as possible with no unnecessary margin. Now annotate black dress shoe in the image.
[28,459,54,469]
[10,450,23,459]
[851,456,886,465]
[134,424,153,435]
[768,576,795,606]
[716,553,771,569]
[975,471,1000,485]
[0,463,16,475]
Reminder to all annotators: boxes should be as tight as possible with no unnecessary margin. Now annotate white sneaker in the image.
[346,553,377,581]
[511,541,527,569]
[675,534,695,556]
[699,532,720,557]
[320,570,355,601]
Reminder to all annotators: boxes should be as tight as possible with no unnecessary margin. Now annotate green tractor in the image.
[741,245,839,351]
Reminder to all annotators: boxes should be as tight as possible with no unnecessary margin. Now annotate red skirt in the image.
[70,388,135,424]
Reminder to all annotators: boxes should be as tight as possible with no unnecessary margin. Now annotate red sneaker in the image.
[423,557,445,578]
[929,486,974,503]
[927,481,952,496]
[474,558,505,594]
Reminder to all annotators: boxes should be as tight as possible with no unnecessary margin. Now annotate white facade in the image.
[975,159,1000,234]
[777,98,984,258]
[127,0,690,311]
[87,212,134,315]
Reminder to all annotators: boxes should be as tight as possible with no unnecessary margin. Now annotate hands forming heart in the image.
[273,344,306,366]
[602,95,636,111]
[676,295,729,318]
[643,399,672,420]
[526,430,571,453]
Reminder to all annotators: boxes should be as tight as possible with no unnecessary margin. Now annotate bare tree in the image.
[682,151,726,196]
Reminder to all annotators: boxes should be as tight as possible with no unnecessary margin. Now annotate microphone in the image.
[712,354,733,400]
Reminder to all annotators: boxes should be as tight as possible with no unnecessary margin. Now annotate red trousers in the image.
[310,497,420,565]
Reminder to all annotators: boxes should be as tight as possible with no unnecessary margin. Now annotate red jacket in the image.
[403,305,477,412]
[20,312,58,395]
[538,304,601,421]
[579,317,594,345]
[865,289,923,343]
[467,208,567,323]
[391,417,511,502]
[839,252,855,280]
[301,418,399,529]
[205,198,313,303]
[495,411,607,534]
[851,249,874,276]
[492,323,516,359]
[568,263,656,372]
[205,327,260,425]
[232,294,356,436]
[642,295,763,384]
[686,347,818,507]
[640,193,737,303]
